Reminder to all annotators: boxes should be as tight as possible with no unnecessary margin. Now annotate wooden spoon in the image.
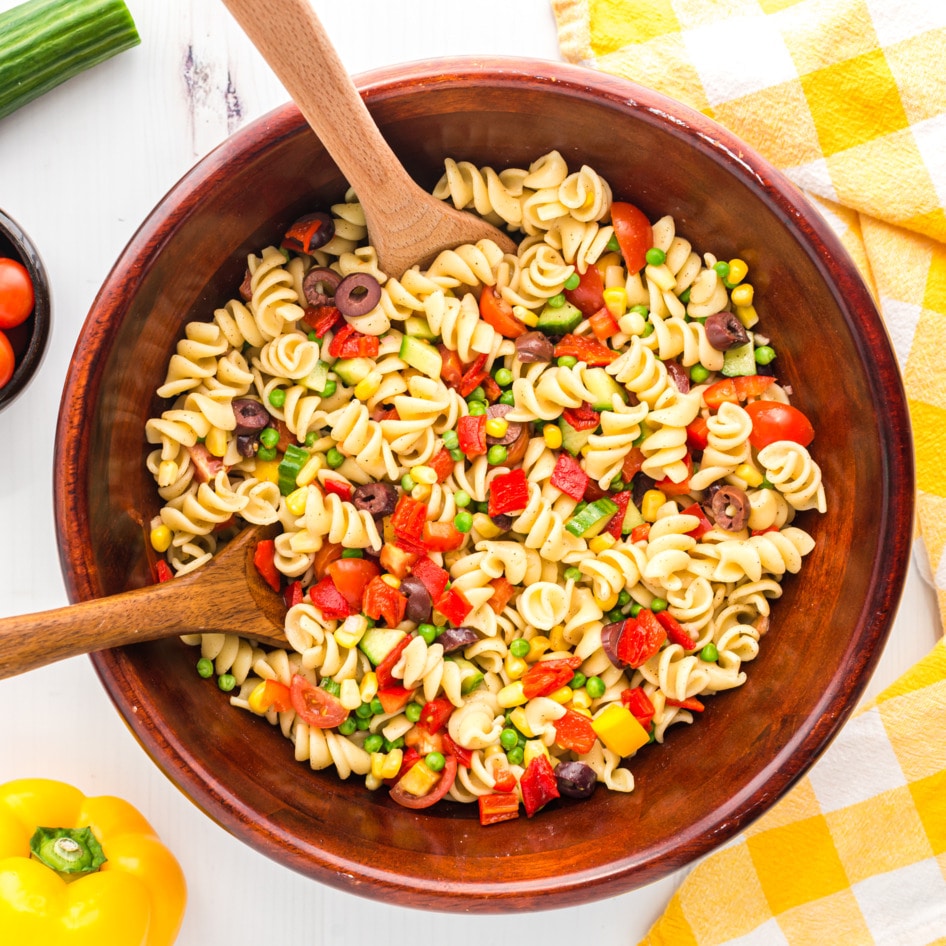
[0,523,290,681]
[220,0,517,276]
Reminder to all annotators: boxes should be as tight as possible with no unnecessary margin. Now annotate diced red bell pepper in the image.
[481,376,502,403]
[187,442,224,483]
[487,468,530,517]
[521,656,581,699]
[154,559,174,583]
[457,353,489,398]
[282,214,333,254]
[605,490,632,540]
[681,502,712,539]
[553,334,618,367]
[655,609,696,650]
[456,414,487,457]
[553,708,598,754]
[686,415,710,451]
[479,286,528,338]
[519,754,560,818]
[583,479,608,502]
[375,633,414,689]
[283,580,304,609]
[379,543,419,579]
[654,451,694,497]
[302,304,343,338]
[621,446,645,482]
[486,576,516,614]
[410,556,450,601]
[666,696,705,712]
[618,609,666,668]
[323,478,353,501]
[390,494,428,541]
[479,792,521,826]
[438,345,464,388]
[328,323,380,359]
[442,732,473,768]
[308,575,353,620]
[550,453,589,501]
[630,523,650,543]
[428,448,455,483]
[588,305,620,342]
[418,697,454,734]
[434,586,473,625]
[376,684,415,715]
[363,576,408,628]
[565,264,606,317]
[490,758,518,793]
[422,520,465,552]
[561,402,601,431]
[620,686,656,730]
[703,374,775,409]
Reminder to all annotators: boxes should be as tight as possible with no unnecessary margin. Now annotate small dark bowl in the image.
[0,210,50,411]
[53,59,914,912]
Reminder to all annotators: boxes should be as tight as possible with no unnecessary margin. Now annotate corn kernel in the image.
[734,303,759,329]
[247,681,271,714]
[354,370,383,401]
[513,304,539,328]
[335,614,369,649]
[509,706,536,738]
[569,689,593,710]
[727,258,748,284]
[497,680,527,708]
[411,464,438,485]
[504,652,528,680]
[641,488,667,522]
[594,591,619,611]
[485,417,508,439]
[364,772,383,791]
[285,486,309,516]
[150,524,172,554]
[359,671,378,703]
[296,453,324,486]
[254,457,281,484]
[602,286,627,318]
[381,574,401,589]
[339,678,362,711]
[548,686,573,705]
[157,460,178,488]
[381,748,403,780]
[472,513,502,538]
[730,283,754,307]
[735,463,764,487]
[523,739,551,767]
[411,482,432,501]
[526,636,551,662]
[589,533,616,553]
[370,751,386,780]
[548,625,570,652]
[543,423,563,450]
[205,426,228,458]
[595,251,622,275]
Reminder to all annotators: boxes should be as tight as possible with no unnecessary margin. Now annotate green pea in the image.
[499,390,516,406]
[454,511,474,533]
[755,345,776,365]
[574,501,587,515]
[355,702,374,719]
[586,676,606,699]
[476,501,490,514]
[318,379,337,398]
[487,444,508,466]
[384,737,404,751]
[617,590,632,607]
[689,363,711,383]
[468,401,487,417]
[256,446,277,462]
[630,602,642,617]
[405,702,423,723]
[217,673,236,692]
[761,476,775,489]
[326,447,345,469]
[700,643,720,662]
[196,657,214,679]
[321,677,341,696]
[341,548,364,559]
[268,388,286,408]
[454,490,471,508]
[307,330,318,342]
[304,431,318,447]
[678,287,691,304]
[713,260,731,278]
[260,427,279,449]
[506,746,525,766]
[467,386,486,403]
[369,696,384,715]
[494,367,513,387]
[640,321,655,338]
[364,733,384,753]
[608,608,625,623]
[500,727,520,751]
[570,671,587,690]
[401,474,416,492]
[338,717,357,735]
[450,448,465,461]
[509,638,531,659]
[563,566,583,582]
[418,624,438,645]
[426,751,446,772]
[630,304,649,317]
[610,478,625,492]
[564,272,581,291]
[645,247,666,266]
[547,293,566,308]
[606,233,620,253]
[442,430,459,450]
[557,355,578,368]
[650,598,668,613]
[356,716,371,731]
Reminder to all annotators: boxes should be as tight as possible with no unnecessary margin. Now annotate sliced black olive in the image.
[335,272,382,317]
[436,626,479,653]
[281,212,335,255]
[704,311,749,351]
[351,482,398,519]
[232,398,270,434]
[554,761,598,799]
[490,514,513,532]
[600,620,627,668]
[711,484,750,532]
[485,403,524,446]
[665,361,690,393]
[399,576,433,625]
[236,433,260,458]
[302,266,343,307]
[515,330,554,363]
[239,268,253,302]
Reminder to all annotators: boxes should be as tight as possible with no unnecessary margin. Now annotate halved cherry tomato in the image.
[564,263,606,316]
[621,446,645,482]
[326,557,381,611]
[312,541,344,580]
[703,374,775,409]
[588,306,620,342]
[0,257,34,329]
[438,344,464,388]
[479,286,527,338]
[0,331,13,389]
[418,697,454,733]
[610,201,652,273]
[389,754,458,809]
[290,674,349,728]
[745,400,815,448]
[379,543,419,579]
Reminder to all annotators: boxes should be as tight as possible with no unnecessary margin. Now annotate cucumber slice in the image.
[333,357,373,386]
[536,300,582,335]
[583,367,628,411]
[721,337,756,377]
[566,497,619,538]
[621,499,645,535]
[301,359,331,392]
[448,657,485,695]
[403,315,436,340]
[559,416,594,457]
[358,627,407,666]
[399,335,443,378]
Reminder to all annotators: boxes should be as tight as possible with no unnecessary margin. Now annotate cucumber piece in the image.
[566,497,619,538]
[721,336,756,377]
[301,359,331,392]
[358,627,407,666]
[403,315,436,340]
[448,657,485,695]
[621,499,645,535]
[399,335,443,379]
[583,367,628,411]
[0,0,140,121]
[277,444,309,496]
[536,300,582,335]
[333,357,373,386]
[559,416,594,457]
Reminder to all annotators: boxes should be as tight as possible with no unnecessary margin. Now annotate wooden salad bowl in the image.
[54,59,914,912]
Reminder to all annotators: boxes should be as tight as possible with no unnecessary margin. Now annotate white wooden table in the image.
[0,1,939,941]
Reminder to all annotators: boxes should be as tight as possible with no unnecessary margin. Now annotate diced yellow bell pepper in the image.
[398,760,441,798]
[523,739,551,768]
[591,703,650,757]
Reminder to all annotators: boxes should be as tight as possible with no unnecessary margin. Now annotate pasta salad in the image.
[145,150,825,824]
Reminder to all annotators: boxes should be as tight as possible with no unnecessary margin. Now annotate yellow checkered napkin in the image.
[550,0,946,942]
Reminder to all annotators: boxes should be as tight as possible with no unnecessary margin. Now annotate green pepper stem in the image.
[29,826,107,878]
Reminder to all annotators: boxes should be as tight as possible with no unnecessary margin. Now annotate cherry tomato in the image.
[290,673,349,728]
[479,286,527,338]
[745,400,815,449]
[389,753,458,809]
[0,331,14,389]
[564,264,606,316]
[703,374,775,409]
[326,557,381,610]
[610,201,652,273]
[0,257,34,329]
[311,541,344,579]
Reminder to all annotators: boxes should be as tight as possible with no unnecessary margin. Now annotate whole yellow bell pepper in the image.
[0,778,186,946]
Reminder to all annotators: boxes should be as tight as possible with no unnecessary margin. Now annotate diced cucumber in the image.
[536,300,582,335]
[301,359,331,392]
[583,367,628,411]
[448,657,485,695]
[621,499,645,535]
[399,335,443,378]
[559,416,594,457]
[358,627,407,666]
[403,315,436,340]
[721,337,756,377]
[333,357,373,386]
[566,497,619,538]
